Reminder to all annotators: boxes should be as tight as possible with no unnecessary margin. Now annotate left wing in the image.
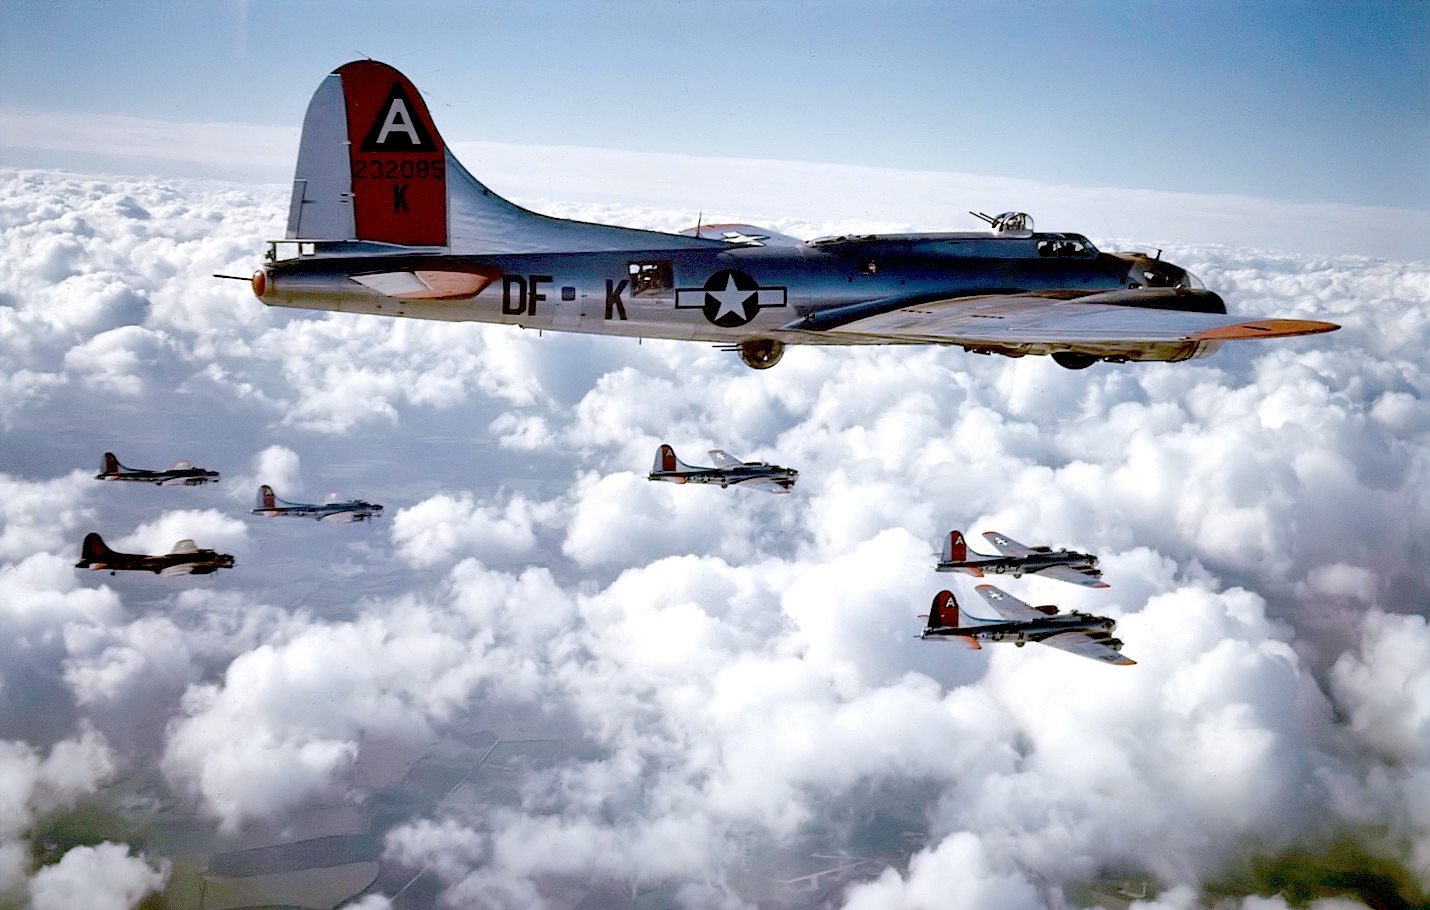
[973,584,1045,622]
[983,532,1034,558]
[1039,631,1135,666]
[808,290,1337,349]
[1034,564,1110,589]
[159,564,196,577]
[734,476,793,495]
[708,450,744,470]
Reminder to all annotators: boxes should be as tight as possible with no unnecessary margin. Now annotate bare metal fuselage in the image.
[258,234,1221,363]
[924,612,1116,647]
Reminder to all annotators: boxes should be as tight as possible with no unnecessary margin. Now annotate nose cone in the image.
[251,269,269,298]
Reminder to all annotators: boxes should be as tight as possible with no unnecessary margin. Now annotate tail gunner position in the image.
[244,61,1339,371]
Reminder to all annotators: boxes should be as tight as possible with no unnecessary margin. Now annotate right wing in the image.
[169,539,198,554]
[1039,631,1135,666]
[805,289,1337,351]
[1034,564,1111,589]
[983,532,1034,558]
[973,584,1044,622]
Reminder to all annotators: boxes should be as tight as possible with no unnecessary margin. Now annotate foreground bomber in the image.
[247,61,1338,371]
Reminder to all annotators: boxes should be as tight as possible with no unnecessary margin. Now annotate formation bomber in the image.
[95,451,219,486]
[647,444,798,493]
[252,485,384,522]
[243,60,1339,372]
[76,533,234,576]
[937,530,1107,588]
[920,587,1134,666]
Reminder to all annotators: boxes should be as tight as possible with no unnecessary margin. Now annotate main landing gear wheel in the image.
[739,339,784,370]
[1052,352,1099,370]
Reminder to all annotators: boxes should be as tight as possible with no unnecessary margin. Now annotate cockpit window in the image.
[1037,237,1094,258]
[628,261,673,295]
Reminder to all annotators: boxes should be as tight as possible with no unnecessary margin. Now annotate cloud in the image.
[0,166,1428,907]
[26,842,168,910]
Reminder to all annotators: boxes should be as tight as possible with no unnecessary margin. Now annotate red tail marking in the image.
[660,445,678,472]
[947,531,967,563]
[260,486,277,510]
[931,591,958,628]
[102,452,120,475]
[337,61,447,246]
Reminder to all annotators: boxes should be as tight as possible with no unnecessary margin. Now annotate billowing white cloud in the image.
[0,165,1427,908]
[26,842,168,910]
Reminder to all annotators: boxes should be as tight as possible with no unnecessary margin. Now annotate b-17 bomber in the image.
[648,444,798,493]
[75,533,234,576]
[252,485,384,522]
[242,60,1339,372]
[937,530,1107,588]
[920,585,1133,665]
[95,451,219,486]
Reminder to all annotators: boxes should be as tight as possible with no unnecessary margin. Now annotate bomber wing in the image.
[973,584,1046,622]
[708,450,744,470]
[983,531,1034,558]
[736,476,794,495]
[1035,563,1111,589]
[170,539,199,554]
[1039,631,1135,666]
[798,290,1337,349]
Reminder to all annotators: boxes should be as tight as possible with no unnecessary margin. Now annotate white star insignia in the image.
[707,274,756,321]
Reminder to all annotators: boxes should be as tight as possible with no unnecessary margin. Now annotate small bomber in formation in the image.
[253,484,384,522]
[648,444,799,493]
[96,452,219,486]
[920,585,1133,666]
[242,60,1339,372]
[76,533,234,576]
[937,530,1107,588]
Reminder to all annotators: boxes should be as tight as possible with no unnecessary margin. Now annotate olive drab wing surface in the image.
[249,60,1339,371]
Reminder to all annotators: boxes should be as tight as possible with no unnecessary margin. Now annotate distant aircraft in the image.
[75,532,234,576]
[937,530,1107,588]
[252,485,383,522]
[919,586,1134,665]
[647,444,798,493]
[95,452,219,486]
[240,60,1337,372]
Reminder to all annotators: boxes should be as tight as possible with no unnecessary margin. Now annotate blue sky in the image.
[2,0,1425,210]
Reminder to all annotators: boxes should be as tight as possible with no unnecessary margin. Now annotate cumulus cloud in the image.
[0,166,1428,908]
[26,842,168,910]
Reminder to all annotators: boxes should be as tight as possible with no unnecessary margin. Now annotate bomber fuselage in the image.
[256,232,1219,362]
[938,549,1100,578]
[923,612,1117,647]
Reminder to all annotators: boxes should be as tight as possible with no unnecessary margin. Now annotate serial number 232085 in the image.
[352,159,446,180]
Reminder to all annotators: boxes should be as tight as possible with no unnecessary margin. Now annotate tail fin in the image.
[288,60,448,246]
[927,591,960,630]
[653,444,694,478]
[942,531,968,563]
[81,532,114,562]
[100,452,122,475]
[256,485,278,511]
[926,590,982,649]
[288,60,722,254]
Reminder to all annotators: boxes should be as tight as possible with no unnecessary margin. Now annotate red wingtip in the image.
[1192,319,1340,341]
